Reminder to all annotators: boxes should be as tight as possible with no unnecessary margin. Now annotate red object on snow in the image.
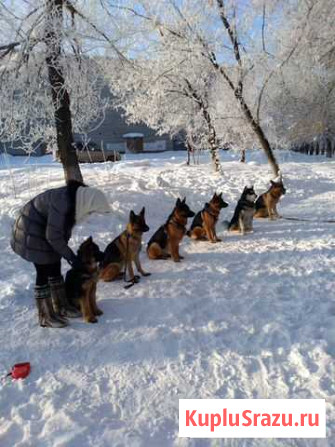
[11,362,31,380]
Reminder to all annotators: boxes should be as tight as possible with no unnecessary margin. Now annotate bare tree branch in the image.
[0,41,21,59]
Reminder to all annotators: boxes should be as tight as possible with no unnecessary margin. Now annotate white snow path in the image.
[0,151,334,447]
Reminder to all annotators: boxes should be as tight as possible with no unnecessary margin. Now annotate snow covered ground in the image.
[0,150,334,446]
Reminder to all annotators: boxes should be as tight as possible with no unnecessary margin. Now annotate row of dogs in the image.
[65,179,286,323]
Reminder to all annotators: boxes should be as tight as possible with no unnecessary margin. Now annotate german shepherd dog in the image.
[65,237,102,323]
[100,207,150,286]
[147,198,195,262]
[254,179,286,219]
[187,192,228,242]
[228,186,257,234]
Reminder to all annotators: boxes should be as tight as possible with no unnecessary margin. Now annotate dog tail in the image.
[221,220,230,230]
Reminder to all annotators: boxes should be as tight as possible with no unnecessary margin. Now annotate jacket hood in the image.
[75,186,111,224]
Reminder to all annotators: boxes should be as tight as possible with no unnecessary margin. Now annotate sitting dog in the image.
[254,178,286,219]
[147,198,195,262]
[187,192,228,242]
[65,236,102,324]
[100,207,150,286]
[228,186,257,234]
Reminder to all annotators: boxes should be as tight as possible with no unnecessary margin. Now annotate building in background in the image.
[74,107,180,154]
[0,106,185,156]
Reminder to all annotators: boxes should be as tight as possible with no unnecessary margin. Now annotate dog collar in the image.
[203,203,219,220]
[239,199,255,208]
[168,218,187,234]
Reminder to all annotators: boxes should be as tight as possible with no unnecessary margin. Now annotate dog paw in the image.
[86,316,98,323]
[142,272,151,277]
[215,238,222,242]
[95,308,104,316]
[173,258,181,262]
[179,255,184,259]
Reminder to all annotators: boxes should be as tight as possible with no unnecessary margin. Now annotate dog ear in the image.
[88,236,93,243]
[182,197,186,203]
[140,206,145,216]
[219,192,222,197]
[176,198,181,206]
[129,210,135,222]
[270,180,275,185]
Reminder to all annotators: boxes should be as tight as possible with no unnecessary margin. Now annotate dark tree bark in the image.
[309,141,315,155]
[186,143,191,165]
[45,0,83,183]
[186,140,194,165]
[319,141,325,155]
[316,141,321,155]
[240,149,246,162]
[326,137,332,157]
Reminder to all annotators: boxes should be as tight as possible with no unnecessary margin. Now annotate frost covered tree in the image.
[106,51,223,171]
[102,0,334,171]
[0,0,118,182]
[261,0,335,152]
[102,0,285,175]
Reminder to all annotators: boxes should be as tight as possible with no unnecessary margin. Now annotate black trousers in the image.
[34,261,61,286]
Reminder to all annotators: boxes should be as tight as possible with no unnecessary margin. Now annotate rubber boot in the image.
[49,276,82,318]
[35,285,68,328]
[45,295,68,325]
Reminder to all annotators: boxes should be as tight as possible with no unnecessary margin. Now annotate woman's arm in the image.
[45,200,76,264]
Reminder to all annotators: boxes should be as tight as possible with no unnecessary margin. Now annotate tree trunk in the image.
[208,129,221,173]
[186,140,193,165]
[213,2,280,176]
[315,141,320,155]
[202,106,221,172]
[320,141,325,155]
[45,0,83,183]
[185,79,221,172]
[236,94,279,175]
[326,137,332,157]
[214,64,279,175]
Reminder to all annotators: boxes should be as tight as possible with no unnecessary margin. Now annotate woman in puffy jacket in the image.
[11,180,110,328]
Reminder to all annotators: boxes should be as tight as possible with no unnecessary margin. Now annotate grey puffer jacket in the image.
[11,182,82,265]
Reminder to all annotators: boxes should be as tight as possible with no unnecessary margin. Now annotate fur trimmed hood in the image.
[75,186,111,224]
